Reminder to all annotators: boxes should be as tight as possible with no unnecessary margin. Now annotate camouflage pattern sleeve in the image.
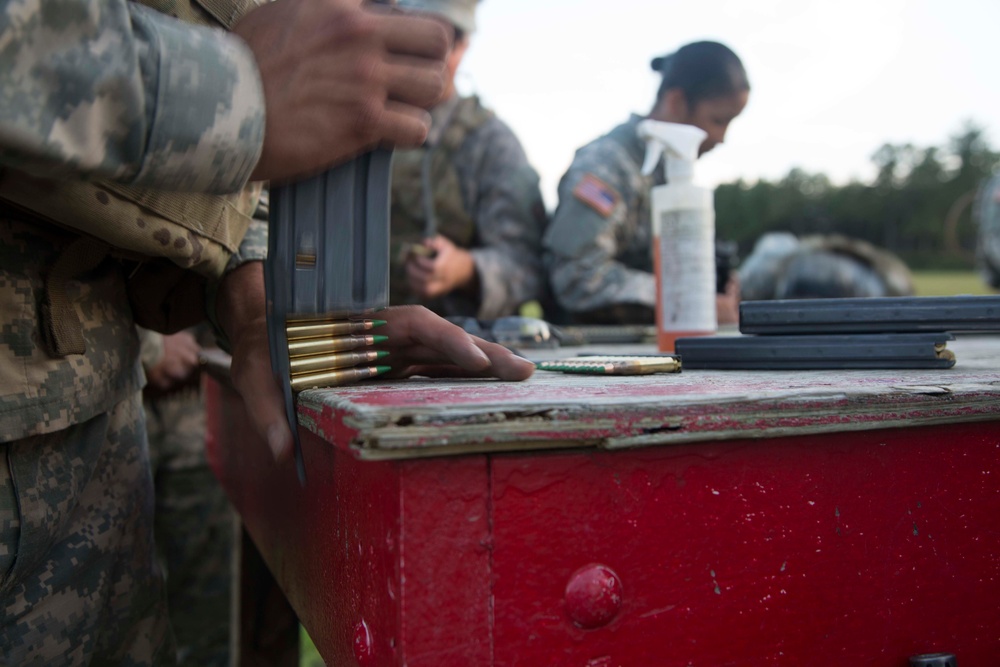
[450,117,548,320]
[543,133,657,316]
[223,189,269,272]
[0,1,264,194]
[205,189,268,352]
[136,327,166,372]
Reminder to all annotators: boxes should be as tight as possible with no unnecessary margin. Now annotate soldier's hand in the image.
[146,331,202,391]
[716,275,741,326]
[215,262,293,462]
[235,0,449,183]
[405,235,477,299]
[216,265,533,465]
[377,305,536,381]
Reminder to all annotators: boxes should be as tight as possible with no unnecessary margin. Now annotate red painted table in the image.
[204,335,1000,666]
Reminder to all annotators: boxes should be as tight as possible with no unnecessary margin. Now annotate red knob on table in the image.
[564,563,624,629]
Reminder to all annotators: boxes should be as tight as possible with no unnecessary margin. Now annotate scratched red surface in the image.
[207,380,403,665]
[207,376,1000,666]
[489,423,1000,666]
[294,336,1000,455]
[206,379,493,666]
[204,336,1000,666]
[296,335,1000,411]
[298,371,947,407]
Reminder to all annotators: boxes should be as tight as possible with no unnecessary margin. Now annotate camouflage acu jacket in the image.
[0,0,265,441]
[543,115,664,319]
[390,94,548,320]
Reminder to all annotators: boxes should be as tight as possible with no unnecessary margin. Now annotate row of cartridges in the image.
[284,318,390,391]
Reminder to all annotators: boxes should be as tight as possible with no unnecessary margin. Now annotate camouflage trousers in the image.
[145,387,235,667]
[0,391,174,666]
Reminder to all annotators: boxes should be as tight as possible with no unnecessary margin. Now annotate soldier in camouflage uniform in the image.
[139,327,235,667]
[0,3,461,664]
[975,173,1000,290]
[738,232,915,301]
[543,41,749,325]
[393,0,548,320]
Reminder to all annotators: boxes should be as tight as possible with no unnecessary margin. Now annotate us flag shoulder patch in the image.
[573,174,618,218]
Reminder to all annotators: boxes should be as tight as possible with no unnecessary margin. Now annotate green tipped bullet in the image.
[286,319,387,340]
[290,350,389,375]
[288,334,388,356]
[290,365,391,391]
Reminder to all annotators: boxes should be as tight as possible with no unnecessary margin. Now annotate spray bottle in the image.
[637,120,716,352]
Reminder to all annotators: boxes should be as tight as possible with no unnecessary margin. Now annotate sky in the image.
[456,0,1000,208]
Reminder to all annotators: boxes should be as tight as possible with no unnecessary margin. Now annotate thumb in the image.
[230,330,295,463]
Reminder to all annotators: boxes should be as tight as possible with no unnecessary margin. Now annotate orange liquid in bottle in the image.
[653,241,712,352]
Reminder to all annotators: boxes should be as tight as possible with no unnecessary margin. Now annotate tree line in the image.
[715,121,999,270]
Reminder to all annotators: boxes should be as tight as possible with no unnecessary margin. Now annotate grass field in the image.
[910,270,993,296]
[296,271,995,666]
[302,631,322,667]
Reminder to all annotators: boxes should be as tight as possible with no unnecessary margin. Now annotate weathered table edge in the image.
[200,345,1000,462]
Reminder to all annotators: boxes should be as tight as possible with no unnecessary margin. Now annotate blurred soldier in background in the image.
[974,173,1000,290]
[139,327,234,666]
[715,239,742,325]
[543,41,749,326]
[392,0,549,320]
[739,232,915,301]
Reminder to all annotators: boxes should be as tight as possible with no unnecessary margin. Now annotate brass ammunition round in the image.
[285,313,373,325]
[935,345,956,361]
[289,350,389,375]
[286,319,387,340]
[287,334,389,356]
[290,365,391,391]
[537,356,681,375]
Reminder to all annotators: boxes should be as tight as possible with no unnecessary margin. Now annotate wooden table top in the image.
[284,334,1000,460]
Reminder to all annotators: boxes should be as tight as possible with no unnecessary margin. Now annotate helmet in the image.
[739,232,914,300]
[737,232,799,301]
[397,0,479,34]
[776,249,887,299]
